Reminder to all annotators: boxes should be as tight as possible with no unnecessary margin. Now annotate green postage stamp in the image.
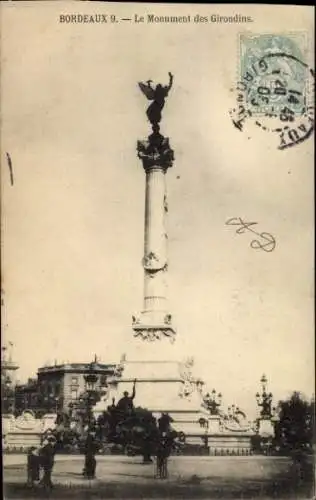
[239,33,309,116]
[230,32,314,150]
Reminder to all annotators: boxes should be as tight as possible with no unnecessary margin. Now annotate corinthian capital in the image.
[137,133,174,171]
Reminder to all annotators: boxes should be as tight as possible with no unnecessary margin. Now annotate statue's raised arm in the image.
[131,379,137,399]
[166,72,174,93]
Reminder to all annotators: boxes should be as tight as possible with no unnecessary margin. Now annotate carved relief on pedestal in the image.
[178,357,199,399]
[133,327,176,343]
[219,407,254,433]
[12,410,44,433]
[179,380,194,399]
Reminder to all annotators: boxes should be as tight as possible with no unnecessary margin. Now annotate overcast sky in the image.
[1,2,314,417]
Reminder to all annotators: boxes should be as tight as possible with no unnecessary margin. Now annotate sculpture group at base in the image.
[96,380,181,463]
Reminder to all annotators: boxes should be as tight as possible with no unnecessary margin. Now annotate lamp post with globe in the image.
[2,375,15,414]
[203,389,222,416]
[256,375,276,454]
[256,374,273,419]
[83,362,99,430]
[227,404,241,419]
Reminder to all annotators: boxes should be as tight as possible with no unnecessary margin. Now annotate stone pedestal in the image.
[107,343,207,439]
[207,415,221,434]
[258,418,275,438]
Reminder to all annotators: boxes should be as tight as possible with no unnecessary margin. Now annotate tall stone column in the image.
[132,74,176,342]
[100,76,206,435]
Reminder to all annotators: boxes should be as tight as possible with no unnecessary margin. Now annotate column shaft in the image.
[143,168,167,312]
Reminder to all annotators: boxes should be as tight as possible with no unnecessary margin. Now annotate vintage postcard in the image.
[1,2,314,499]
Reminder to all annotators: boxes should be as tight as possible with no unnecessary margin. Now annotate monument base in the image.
[115,359,207,439]
[93,342,256,451]
[93,339,207,442]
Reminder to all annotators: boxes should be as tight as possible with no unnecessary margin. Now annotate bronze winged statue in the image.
[138,72,174,131]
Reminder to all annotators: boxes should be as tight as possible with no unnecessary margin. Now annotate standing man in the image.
[39,437,56,490]
[83,430,98,479]
[26,446,40,487]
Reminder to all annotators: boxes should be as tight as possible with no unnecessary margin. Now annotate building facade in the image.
[13,359,119,415]
[37,360,118,412]
[14,378,39,415]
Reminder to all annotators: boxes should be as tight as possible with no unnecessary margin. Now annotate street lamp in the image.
[203,389,222,415]
[3,377,14,414]
[54,397,59,414]
[7,376,15,412]
[83,362,99,429]
[256,374,273,418]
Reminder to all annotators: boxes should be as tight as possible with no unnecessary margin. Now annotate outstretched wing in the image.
[138,82,155,100]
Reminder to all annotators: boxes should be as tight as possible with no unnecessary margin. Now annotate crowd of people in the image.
[26,381,182,488]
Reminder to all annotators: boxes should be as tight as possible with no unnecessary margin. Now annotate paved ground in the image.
[3,455,314,499]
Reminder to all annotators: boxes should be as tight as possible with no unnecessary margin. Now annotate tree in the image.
[274,392,314,454]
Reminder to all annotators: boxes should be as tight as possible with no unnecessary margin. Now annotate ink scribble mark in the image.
[6,153,14,186]
[226,217,276,253]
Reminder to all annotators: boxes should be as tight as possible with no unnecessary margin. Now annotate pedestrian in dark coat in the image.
[83,432,98,479]
[27,446,40,486]
[39,437,56,489]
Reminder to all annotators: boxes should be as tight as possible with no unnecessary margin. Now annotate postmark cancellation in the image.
[231,32,314,150]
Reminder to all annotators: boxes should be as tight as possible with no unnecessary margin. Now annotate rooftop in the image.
[37,361,118,375]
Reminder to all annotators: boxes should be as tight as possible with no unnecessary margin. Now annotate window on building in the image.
[71,377,78,384]
[71,389,78,400]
